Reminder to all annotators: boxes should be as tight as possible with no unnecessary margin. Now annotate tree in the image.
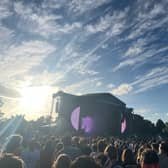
[156,119,165,134]
[162,122,168,136]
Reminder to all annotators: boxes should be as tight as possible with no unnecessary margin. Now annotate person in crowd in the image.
[58,136,81,160]
[140,149,159,168]
[26,140,40,168]
[158,142,168,168]
[21,140,29,167]
[104,145,123,168]
[55,143,64,154]
[136,146,145,166]
[121,148,137,168]
[52,154,71,168]
[0,153,25,168]
[78,138,92,155]
[97,139,107,154]
[151,143,159,154]
[90,143,97,158]
[40,139,56,168]
[70,155,102,168]
[5,134,23,156]
[95,153,108,167]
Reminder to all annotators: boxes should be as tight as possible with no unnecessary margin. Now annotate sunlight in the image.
[19,86,51,118]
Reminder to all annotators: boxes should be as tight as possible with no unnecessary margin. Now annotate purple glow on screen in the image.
[71,106,80,130]
[81,116,93,133]
[121,118,126,133]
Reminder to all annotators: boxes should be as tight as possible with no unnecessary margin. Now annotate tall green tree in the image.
[156,119,165,134]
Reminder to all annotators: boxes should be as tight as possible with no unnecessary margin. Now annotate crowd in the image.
[0,133,168,168]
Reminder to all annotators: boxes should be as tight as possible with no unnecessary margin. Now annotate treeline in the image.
[125,109,168,137]
[0,111,168,137]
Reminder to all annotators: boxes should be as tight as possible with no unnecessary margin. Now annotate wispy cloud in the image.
[86,8,128,36]
[123,38,146,58]
[0,0,12,20]
[0,40,56,83]
[64,78,102,93]
[24,71,64,86]
[0,85,20,99]
[107,84,115,89]
[134,108,151,116]
[134,108,164,123]
[96,81,102,87]
[113,1,168,71]
[14,1,81,38]
[112,66,168,95]
[69,0,110,14]
[132,66,168,93]
[111,83,133,96]
[0,25,14,48]
[56,34,112,76]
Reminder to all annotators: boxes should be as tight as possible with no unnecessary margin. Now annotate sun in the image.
[19,86,51,119]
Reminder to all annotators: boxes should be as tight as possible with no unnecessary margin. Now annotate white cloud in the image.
[0,25,14,51]
[57,34,112,76]
[0,40,56,80]
[101,44,108,49]
[154,112,159,116]
[64,78,102,93]
[112,66,168,95]
[24,71,64,86]
[0,26,14,40]
[113,57,142,72]
[134,108,151,116]
[0,84,20,99]
[128,1,167,40]
[132,66,168,93]
[113,40,168,71]
[86,14,112,33]
[111,83,133,96]
[69,0,110,14]
[107,84,115,89]
[14,1,81,37]
[0,0,12,20]
[134,108,164,122]
[96,81,102,87]
[125,47,142,57]
[150,4,164,17]
[86,9,128,35]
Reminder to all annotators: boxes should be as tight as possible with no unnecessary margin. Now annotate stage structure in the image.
[50,91,128,135]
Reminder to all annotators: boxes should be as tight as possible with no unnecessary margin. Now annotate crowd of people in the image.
[0,133,168,168]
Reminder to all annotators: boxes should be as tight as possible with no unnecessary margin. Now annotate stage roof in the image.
[53,91,126,107]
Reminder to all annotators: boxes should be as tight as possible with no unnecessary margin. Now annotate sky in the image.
[0,0,168,122]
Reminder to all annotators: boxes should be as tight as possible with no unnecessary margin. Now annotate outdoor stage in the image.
[51,91,129,135]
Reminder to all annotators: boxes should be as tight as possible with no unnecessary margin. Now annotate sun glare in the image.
[19,86,51,118]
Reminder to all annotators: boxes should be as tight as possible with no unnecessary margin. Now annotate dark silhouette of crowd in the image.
[0,133,168,168]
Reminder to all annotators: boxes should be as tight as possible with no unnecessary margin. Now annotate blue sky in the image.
[0,0,168,122]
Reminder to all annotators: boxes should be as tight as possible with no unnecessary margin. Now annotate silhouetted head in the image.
[159,142,168,155]
[52,154,71,168]
[151,143,159,153]
[71,156,101,168]
[5,134,23,156]
[104,145,117,160]
[95,153,108,167]
[140,149,159,168]
[0,153,24,168]
[62,136,72,147]
[121,148,135,165]
[97,140,106,153]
